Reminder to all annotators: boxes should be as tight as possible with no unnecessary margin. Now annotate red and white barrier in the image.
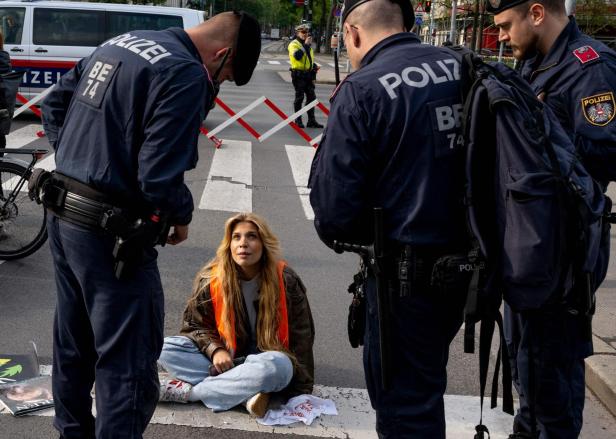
[203,96,330,148]
[11,85,330,148]
[13,85,55,119]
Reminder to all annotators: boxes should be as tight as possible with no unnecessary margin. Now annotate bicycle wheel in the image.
[0,161,48,260]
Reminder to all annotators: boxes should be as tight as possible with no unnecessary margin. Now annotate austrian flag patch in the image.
[581,92,615,126]
[573,45,599,64]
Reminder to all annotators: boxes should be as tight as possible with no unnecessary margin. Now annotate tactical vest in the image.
[210,260,289,353]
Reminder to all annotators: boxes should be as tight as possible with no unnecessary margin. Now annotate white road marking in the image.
[35,153,56,171]
[7,370,515,439]
[1,124,54,191]
[285,144,315,220]
[268,60,281,65]
[5,124,42,149]
[199,139,252,212]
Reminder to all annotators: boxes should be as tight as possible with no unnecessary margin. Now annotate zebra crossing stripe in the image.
[285,144,315,220]
[267,60,281,65]
[2,124,48,191]
[6,124,43,149]
[199,139,252,212]
[36,152,56,171]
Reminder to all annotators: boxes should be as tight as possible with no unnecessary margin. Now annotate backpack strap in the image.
[460,53,515,435]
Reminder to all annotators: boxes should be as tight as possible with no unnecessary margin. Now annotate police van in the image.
[0,1,204,99]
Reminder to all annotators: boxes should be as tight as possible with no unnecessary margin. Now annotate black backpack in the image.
[456,50,607,437]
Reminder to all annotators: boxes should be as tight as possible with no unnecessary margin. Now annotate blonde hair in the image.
[187,213,290,356]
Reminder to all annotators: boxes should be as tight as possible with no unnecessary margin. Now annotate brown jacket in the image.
[180,265,315,397]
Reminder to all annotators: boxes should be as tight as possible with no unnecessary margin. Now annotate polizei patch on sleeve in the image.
[581,92,615,126]
[573,45,599,64]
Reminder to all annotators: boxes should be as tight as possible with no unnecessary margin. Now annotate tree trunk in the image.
[324,1,336,54]
[315,0,327,53]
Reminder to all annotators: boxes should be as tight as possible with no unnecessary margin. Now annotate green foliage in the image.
[576,0,616,37]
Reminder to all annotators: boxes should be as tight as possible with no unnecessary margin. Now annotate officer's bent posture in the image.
[40,12,260,439]
[309,0,467,437]
[490,0,616,437]
[288,23,323,129]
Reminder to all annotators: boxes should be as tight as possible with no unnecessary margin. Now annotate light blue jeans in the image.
[158,335,293,412]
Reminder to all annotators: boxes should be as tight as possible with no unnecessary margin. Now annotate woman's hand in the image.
[212,349,234,374]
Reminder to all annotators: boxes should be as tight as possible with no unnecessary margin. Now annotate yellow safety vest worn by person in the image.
[288,38,314,72]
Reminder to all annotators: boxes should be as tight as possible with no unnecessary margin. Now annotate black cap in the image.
[342,0,415,32]
[485,0,529,14]
[232,11,261,86]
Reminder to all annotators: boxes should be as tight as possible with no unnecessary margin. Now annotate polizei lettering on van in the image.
[102,33,172,64]
[378,58,461,99]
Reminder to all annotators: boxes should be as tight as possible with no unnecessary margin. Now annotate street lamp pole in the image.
[449,0,458,44]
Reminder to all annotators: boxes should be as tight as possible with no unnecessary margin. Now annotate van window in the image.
[106,12,183,39]
[0,7,26,45]
[33,8,105,47]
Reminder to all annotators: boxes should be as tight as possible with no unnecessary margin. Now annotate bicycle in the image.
[0,147,49,260]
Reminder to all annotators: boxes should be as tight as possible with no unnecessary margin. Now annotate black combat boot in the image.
[306,119,323,128]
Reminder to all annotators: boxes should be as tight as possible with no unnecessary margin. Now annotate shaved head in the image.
[198,11,240,47]
[346,0,404,31]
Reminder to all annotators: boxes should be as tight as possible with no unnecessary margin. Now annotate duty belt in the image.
[40,174,125,230]
[390,244,455,297]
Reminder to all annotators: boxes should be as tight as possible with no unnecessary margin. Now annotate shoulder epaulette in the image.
[572,45,600,64]
[329,75,352,101]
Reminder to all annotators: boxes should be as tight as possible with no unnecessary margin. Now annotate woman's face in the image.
[230,221,263,279]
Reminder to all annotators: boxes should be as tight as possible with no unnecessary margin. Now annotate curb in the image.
[277,71,349,86]
[586,336,616,417]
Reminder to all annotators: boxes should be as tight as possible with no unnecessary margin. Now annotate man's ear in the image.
[529,3,545,25]
[349,25,361,49]
[214,47,231,61]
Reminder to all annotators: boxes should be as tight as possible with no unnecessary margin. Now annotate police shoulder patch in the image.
[581,92,615,126]
[573,45,600,64]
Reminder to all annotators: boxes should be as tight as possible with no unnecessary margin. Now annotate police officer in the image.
[489,1,616,437]
[309,1,467,437]
[41,12,260,439]
[288,23,323,129]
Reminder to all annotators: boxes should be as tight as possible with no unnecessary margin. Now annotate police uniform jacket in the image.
[180,265,316,397]
[520,18,616,187]
[42,28,213,225]
[308,33,466,247]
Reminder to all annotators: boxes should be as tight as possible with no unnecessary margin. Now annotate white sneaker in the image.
[159,378,192,403]
[244,392,270,418]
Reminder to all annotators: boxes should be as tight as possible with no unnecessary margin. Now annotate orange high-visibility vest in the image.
[209,260,289,353]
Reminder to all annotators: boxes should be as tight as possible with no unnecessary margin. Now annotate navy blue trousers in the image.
[504,304,590,439]
[47,215,164,439]
[362,275,466,438]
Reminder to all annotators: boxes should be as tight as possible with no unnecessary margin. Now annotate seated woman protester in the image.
[158,212,315,417]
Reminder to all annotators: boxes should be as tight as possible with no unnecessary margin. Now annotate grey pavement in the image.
[586,183,616,419]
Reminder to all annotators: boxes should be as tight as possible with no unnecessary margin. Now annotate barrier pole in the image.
[13,85,56,119]
[259,100,319,142]
[207,96,266,137]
